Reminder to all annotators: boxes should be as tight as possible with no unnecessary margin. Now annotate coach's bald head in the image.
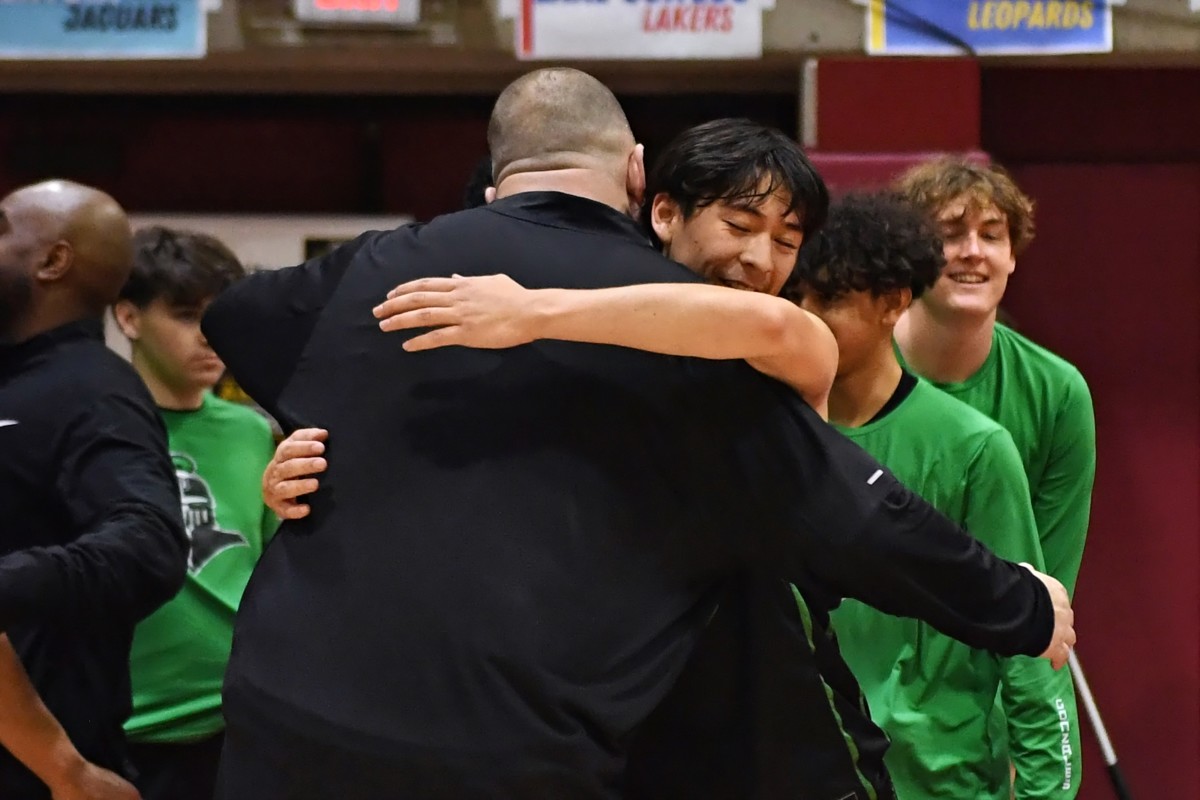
[0,179,132,343]
[487,69,644,216]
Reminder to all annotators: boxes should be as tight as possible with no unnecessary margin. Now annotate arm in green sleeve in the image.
[1031,370,1096,596]
[1002,656,1082,798]
[963,430,1080,797]
[962,428,1043,569]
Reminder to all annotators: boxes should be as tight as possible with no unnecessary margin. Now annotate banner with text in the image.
[865,0,1112,55]
[0,0,206,59]
[511,0,772,60]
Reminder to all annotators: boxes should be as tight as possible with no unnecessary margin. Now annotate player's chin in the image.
[942,292,1002,318]
[191,366,226,389]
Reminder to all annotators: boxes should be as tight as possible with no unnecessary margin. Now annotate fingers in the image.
[267,494,312,520]
[1043,631,1074,670]
[378,306,460,333]
[1026,561,1077,670]
[272,456,327,481]
[275,428,328,460]
[277,500,313,520]
[374,291,458,323]
[264,431,328,519]
[384,277,464,301]
[402,327,462,352]
[274,475,321,499]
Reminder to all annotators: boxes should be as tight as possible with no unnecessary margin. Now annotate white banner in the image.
[512,0,771,60]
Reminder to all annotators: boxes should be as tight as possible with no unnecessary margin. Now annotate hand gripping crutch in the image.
[1069,651,1134,800]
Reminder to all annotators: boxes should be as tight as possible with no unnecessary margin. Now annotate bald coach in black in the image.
[203,69,1069,800]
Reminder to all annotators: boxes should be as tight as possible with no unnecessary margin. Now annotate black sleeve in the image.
[795,472,1053,658]
[0,390,187,633]
[201,233,369,426]
[733,392,1053,659]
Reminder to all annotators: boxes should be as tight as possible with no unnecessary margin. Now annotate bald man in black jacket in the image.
[203,68,1073,800]
[0,180,187,800]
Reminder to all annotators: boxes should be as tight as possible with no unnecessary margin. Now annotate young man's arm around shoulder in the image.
[373,274,838,415]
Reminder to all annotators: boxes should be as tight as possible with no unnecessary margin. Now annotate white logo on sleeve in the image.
[0,420,19,428]
[867,469,883,485]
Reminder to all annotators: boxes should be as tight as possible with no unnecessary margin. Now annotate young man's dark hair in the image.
[786,192,945,303]
[119,227,245,309]
[462,156,494,210]
[641,118,829,245]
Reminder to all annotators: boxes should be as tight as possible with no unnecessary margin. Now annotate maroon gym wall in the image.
[984,68,1200,800]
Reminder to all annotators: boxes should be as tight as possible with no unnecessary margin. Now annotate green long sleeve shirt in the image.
[830,378,1081,799]
[898,323,1096,596]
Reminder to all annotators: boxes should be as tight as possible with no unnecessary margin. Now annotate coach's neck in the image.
[494,168,640,218]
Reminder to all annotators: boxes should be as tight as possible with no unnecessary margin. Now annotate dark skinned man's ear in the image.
[35,241,74,283]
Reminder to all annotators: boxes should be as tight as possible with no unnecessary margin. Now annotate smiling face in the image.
[651,182,804,297]
[920,194,1016,320]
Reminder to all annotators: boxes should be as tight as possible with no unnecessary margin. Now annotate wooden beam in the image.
[0,48,813,95]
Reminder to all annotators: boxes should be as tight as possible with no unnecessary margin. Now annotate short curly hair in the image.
[784,192,945,304]
[896,156,1035,255]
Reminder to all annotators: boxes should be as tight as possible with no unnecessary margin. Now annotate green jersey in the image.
[898,323,1096,595]
[831,378,1081,799]
[126,393,278,742]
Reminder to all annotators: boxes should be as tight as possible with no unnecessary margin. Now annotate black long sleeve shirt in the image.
[202,192,1053,800]
[0,319,187,798]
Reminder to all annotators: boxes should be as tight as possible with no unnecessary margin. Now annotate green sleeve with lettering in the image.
[965,430,1081,799]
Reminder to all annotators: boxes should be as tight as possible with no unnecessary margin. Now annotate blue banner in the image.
[866,0,1112,55]
[0,0,206,59]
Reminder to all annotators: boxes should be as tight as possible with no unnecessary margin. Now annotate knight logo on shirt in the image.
[173,453,249,573]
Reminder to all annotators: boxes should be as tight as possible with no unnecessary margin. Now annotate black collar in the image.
[0,318,104,368]
[864,369,919,425]
[484,192,652,247]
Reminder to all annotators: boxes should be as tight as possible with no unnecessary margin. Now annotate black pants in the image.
[128,733,224,800]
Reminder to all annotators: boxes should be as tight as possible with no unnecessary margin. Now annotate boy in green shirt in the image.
[787,192,1080,799]
[113,228,277,800]
[894,158,1095,598]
